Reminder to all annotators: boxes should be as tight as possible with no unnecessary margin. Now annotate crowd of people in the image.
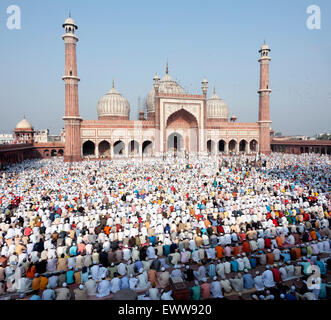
[0,152,330,300]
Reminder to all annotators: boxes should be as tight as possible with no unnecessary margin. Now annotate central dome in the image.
[207,89,229,120]
[146,72,186,114]
[97,82,130,120]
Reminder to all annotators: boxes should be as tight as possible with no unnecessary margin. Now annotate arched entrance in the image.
[166,109,198,154]
[250,140,258,152]
[51,149,57,157]
[58,149,64,157]
[83,141,95,156]
[142,141,153,156]
[113,141,125,156]
[218,140,225,153]
[44,149,49,157]
[228,139,236,153]
[239,140,247,153]
[207,140,215,155]
[167,132,183,153]
[98,140,110,158]
[128,140,139,156]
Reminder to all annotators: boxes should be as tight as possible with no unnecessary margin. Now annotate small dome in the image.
[207,90,229,120]
[146,72,186,113]
[64,17,76,26]
[260,43,269,51]
[97,83,130,119]
[15,117,33,130]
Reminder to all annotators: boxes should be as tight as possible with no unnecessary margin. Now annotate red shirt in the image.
[242,241,251,253]
[265,238,271,248]
[272,268,282,282]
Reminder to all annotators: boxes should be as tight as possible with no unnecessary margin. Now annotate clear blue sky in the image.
[0,0,330,136]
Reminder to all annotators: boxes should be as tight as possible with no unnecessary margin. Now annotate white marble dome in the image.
[207,90,229,120]
[260,43,269,50]
[146,72,186,113]
[15,117,33,130]
[64,17,76,26]
[97,83,130,119]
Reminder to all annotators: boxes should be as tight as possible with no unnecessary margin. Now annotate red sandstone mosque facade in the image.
[61,16,272,162]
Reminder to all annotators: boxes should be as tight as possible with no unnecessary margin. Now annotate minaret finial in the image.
[213,86,216,95]
[166,60,168,74]
[69,10,71,18]
[112,79,115,89]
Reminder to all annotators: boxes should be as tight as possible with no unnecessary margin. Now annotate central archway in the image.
[166,108,198,154]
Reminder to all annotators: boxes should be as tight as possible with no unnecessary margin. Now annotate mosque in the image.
[61,15,273,162]
[10,15,273,163]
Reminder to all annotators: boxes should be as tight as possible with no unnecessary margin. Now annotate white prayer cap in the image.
[63,282,67,287]
[213,276,217,281]
[79,284,84,290]
[161,267,165,271]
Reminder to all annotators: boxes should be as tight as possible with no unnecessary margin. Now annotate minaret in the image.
[201,77,208,155]
[62,15,82,162]
[258,42,272,155]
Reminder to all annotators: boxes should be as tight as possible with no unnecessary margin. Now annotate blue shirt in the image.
[120,276,130,289]
[316,261,326,275]
[149,236,156,245]
[230,260,238,272]
[69,246,77,256]
[249,258,257,269]
[134,260,143,273]
[319,283,327,299]
[66,270,75,284]
[30,295,41,300]
[243,274,254,289]
[280,253,291,263]
[207,264,216,278]
[81,271,89,283]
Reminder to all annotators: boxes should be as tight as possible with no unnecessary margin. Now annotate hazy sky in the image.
[0,0,330,136]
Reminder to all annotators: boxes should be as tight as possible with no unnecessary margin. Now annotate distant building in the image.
[34,129,49,143]
[0,134,14,144]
